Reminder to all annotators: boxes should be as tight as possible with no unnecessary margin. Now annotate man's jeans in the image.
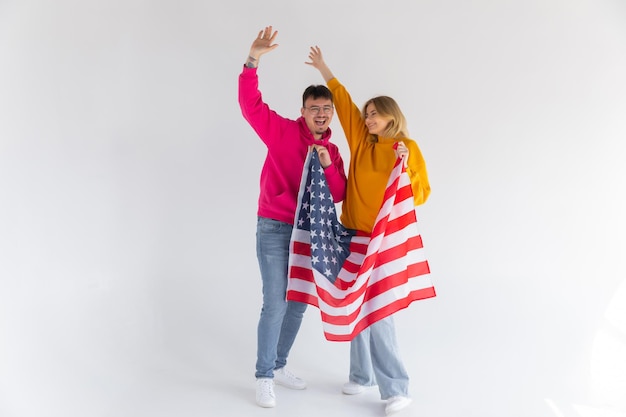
[255,217,307,379]
[349,315,409,399]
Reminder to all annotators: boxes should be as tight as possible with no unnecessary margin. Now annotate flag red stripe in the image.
[385,211,418,237]
[287,290,320,308]
[376,236,423,267]
[289,265,313,282]
[394,183,414,205]
[292,241,311,256]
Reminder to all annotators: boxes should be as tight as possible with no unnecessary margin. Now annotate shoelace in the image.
[280,369,297,379]
[259,380,274,396]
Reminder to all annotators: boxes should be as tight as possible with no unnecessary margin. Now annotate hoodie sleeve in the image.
[238,66,290,147]
[327,77,370,153]
[324,145,347,203]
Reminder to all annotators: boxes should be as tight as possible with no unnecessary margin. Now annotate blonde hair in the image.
[361,96,408,143]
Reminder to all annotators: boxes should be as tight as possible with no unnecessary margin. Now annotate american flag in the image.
[287,148,436,342]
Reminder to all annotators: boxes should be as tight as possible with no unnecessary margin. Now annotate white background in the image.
[1,1,625,416]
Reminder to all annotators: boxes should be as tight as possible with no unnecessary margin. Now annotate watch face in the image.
[245,62,256,68]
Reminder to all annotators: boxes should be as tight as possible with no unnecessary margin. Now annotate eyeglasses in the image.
[305,106,334,115]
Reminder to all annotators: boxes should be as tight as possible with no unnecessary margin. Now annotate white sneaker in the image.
[385,396,412,415]
[256,378,276,408]
[273,367,307,390]
[342,381,369,395]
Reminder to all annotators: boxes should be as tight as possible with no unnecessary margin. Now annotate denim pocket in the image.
[258,217,284,233]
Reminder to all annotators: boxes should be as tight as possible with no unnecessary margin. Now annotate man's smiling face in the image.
[301,98,334,139]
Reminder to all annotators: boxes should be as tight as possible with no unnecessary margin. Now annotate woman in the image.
[306,46,430,416]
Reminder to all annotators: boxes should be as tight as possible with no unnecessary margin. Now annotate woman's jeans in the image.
[349,315,409,399]
[255,217,307,379]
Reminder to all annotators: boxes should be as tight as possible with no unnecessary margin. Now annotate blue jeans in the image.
[349,315,409,399]
[255,217,307,379]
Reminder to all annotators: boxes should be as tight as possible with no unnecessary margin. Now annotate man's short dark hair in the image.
[302,85,333,107]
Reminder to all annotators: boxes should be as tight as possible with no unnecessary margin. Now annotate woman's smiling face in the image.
[364,103,391,136]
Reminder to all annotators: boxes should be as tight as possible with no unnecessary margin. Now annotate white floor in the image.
[3,289,625,417]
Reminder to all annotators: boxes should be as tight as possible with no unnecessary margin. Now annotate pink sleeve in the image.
[238,66,289,147]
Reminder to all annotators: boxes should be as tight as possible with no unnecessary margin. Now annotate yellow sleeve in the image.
[327,78,369,153]
[404,139,431,206]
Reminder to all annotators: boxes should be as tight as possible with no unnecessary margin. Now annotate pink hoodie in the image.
[238,66,347,225]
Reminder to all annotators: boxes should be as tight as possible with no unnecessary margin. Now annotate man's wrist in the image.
[245,55,258,68]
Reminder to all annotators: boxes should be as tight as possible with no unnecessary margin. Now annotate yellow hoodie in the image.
[327,77,430,234]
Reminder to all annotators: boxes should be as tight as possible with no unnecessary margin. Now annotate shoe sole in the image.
[274,380,307,390]
[342,388,365,395]
[342,384,376,395]
[385,398,412,415]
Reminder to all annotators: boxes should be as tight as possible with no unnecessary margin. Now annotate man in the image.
[238,26,347,408]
